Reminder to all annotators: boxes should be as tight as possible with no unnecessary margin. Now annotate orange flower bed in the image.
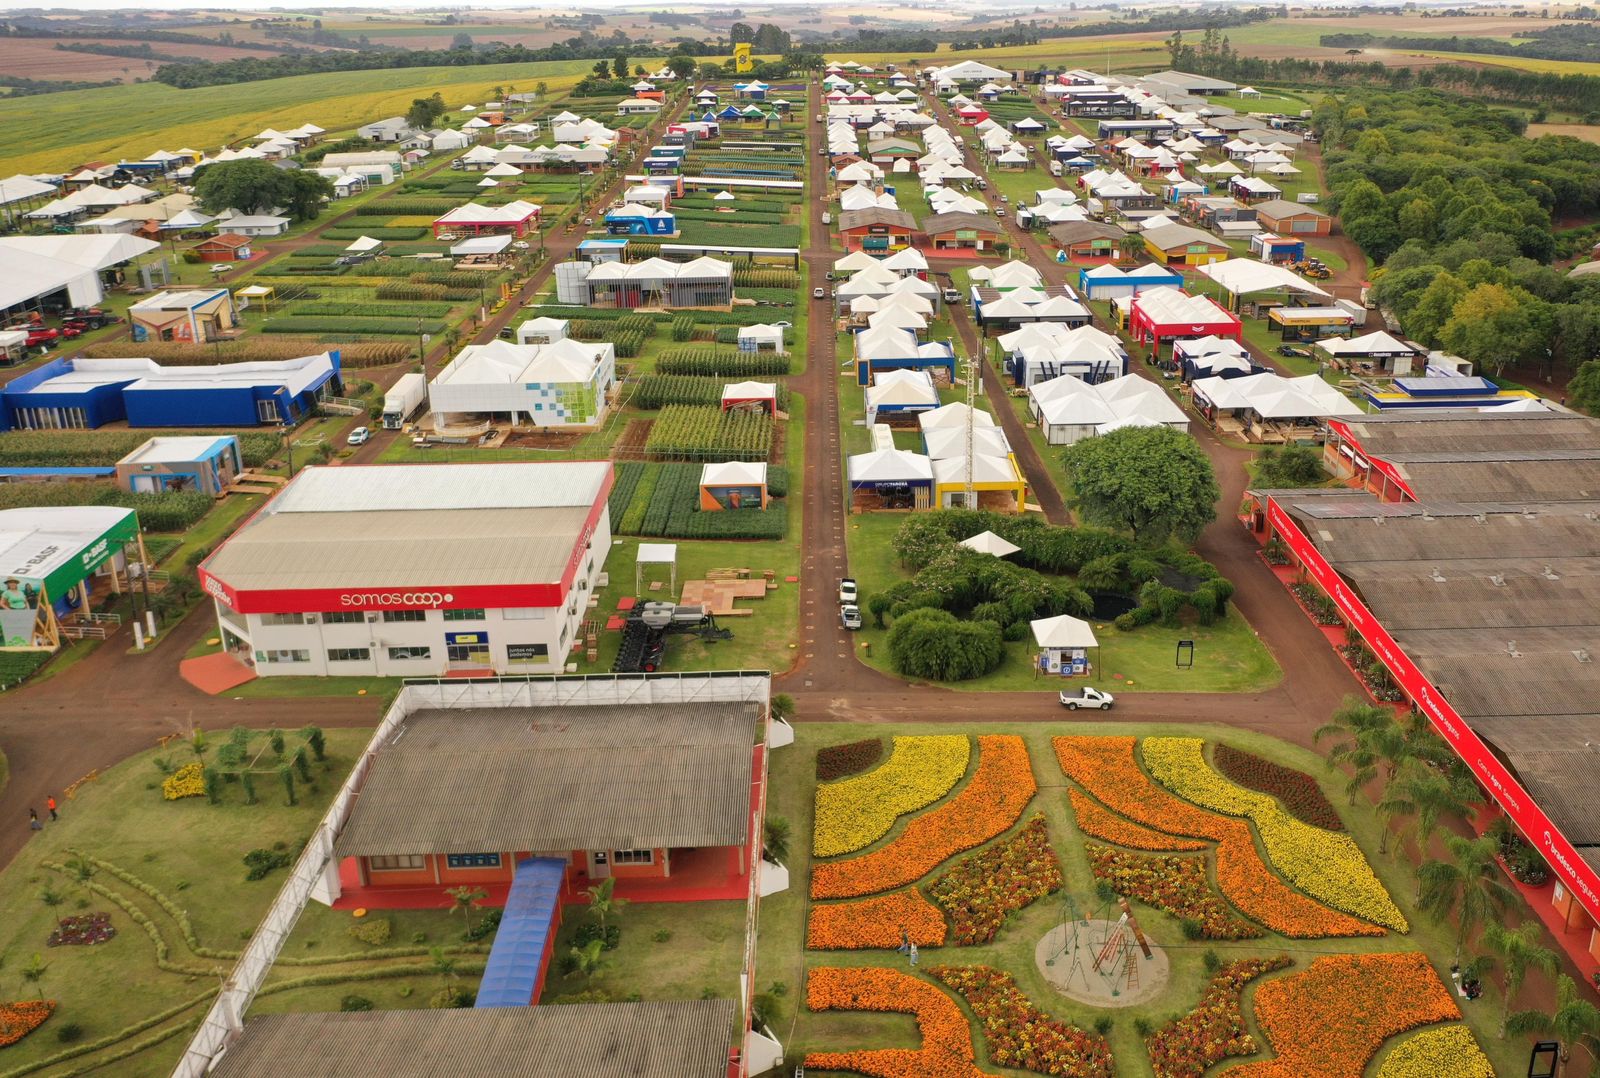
[813,736,1036,900]
[0,1000,55,1048]
[1069,790,1207,851]
[804,966,997,1078]
[808,890,949,950]
[1054,737,1382,938]
[1230,952,1460,1078]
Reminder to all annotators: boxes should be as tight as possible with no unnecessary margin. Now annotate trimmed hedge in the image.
[658,349,790,376]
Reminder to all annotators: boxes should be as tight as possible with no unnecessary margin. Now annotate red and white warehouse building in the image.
[1247,410,1600,976]
[198,461,612,678]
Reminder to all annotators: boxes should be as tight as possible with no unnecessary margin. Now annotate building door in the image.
[587,851,611,879]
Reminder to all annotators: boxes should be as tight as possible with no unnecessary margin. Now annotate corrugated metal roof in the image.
[1343,559,1600,631]
[269,462,610,514]
[204,506,590,591]
[1394,628,1600,719]
[1394,458,1600,503]
[208,1000,737,1077]
[1342,412,1600,457]
[334,703,758,858]
[1283,501,1600,564]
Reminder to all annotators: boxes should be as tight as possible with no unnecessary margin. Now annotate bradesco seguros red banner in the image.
[1325,420,1418,501]
[1266,496,1600,924]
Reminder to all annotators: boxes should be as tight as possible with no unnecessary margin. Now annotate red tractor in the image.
[7,325,60,348]
[60,307,112,330]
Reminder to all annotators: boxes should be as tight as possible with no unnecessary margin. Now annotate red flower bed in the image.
[813,735,1036,900]
[928,814,1063,945]
[803,966,994,1078]
[930,965,1114,1077]
[46,912,117,948]
[1085,844,1263,940]
[807,890,948,950]
[1145,956,1292,1078]
[0,1001,55,1048]
[1213,744,1343,831]
[1069,790,1207,851]
[818,737,884,781]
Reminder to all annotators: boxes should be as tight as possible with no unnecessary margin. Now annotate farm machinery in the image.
[611,602,732,674]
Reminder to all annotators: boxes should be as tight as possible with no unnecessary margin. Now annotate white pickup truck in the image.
[1059,687,1115,710]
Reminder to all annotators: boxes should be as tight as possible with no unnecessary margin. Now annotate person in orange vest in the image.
[46,795,58,821]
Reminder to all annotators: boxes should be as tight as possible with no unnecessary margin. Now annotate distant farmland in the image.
[0,37,281,85]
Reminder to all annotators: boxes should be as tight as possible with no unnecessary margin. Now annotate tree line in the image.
[1320,26,1600,64]
[1318,89,1600,383]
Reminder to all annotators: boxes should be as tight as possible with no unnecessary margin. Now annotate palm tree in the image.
[1375,761,1479,859]
[1508,974,1600,1076]
[567,938,609,980]
[20,953,47,998]
[38,885,64,929]
[428,946,456,990]
[585,876,628,930]
[763,817,791,865]
[1416,834,1516,967]
[1315,696,1445,808]
[445,885,488,935]
[1482,921,1559,1036]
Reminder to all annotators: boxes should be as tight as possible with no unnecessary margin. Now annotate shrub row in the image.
[0,430,280,468]
[0,482,214,531]
[354,199,458,216]
[631,374,722,409]
[658,349,790,376]
[292,301,455,318]
[672,208,788,225]
[262,318,447,337]
[732,267,801,289]
[322,226,428,240]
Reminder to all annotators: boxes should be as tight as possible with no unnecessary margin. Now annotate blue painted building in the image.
[0,352,341,431]
[604,205,677,236]
[115,435,243,496]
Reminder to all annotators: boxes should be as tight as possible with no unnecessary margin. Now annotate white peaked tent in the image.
[959,530,1021,557]
[919,401,997,432]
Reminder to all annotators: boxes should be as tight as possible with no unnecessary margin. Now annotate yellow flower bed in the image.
[1375,1025,1493,1078]
[162,762,204,801]
[1142,738,1408,932]
[814,736,970,858]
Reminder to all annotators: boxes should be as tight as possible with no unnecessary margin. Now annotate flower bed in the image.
[162,762,204,800]
[928,815,1062,945]
[1053,737,1382,938]
[930,965,1113,1078]
[1068,790,1206,851]
[1145,956,1291,1078]
[1289,582,1341,626]
[1085,845,1263,940]
[1230,953,1460,1078]
[1212,743,1344,831]
[1374,1025,1494,1078]
[807,891,948,950]
[0,1000,55,1048]
[817,737,885,782]
[803,966,991,1078]
[813,736,1036,900]
[1142,738,1406,932]
[814,735,970,859]
[46,913,117,947]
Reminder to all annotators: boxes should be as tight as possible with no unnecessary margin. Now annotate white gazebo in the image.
[958,530,1021,558]
[636,542,677,596]
[1030,614,1099,677]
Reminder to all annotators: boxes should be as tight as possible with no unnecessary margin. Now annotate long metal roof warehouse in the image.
[1249,409,1600,968]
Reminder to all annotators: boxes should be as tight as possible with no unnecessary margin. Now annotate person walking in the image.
[908,941,918,967]
[46,796,57,821]
[896,927,910,955]
[28,808,41,831]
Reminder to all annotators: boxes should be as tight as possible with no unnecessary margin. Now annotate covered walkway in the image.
[476,857,567,1008]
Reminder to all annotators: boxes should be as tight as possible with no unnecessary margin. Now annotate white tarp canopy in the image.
[1192,371,1362,420]
[919,401,997,432]
[1316,330,1422,358]
[0,175,58,206]
[344,236,383,253]
[450,235,513,257]
[959,530,1021,557]
[0,234,158,311]
[1197,258,1330,298]
[1031,614,1097,649]
[848,448,933,484]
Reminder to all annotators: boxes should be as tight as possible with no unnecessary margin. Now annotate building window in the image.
[445,853,501,869]
[259,613,305,627]
[321,611,365,624]
[257,649,310,664]
[442,609,486,621]
[446,643,491,664]
[503,607,546,620]
[369,854,426,871]
[387,645,431,661]
[327,647,371,663]
[382,610,427,623]
[612,849,654,866]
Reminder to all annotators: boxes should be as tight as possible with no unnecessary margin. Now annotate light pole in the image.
[417,317,426,367]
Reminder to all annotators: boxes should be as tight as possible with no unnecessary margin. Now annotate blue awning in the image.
[474,857,566,1008]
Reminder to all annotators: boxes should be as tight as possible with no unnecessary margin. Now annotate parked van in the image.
[1049,161,1063,177]
[821,211,831,225]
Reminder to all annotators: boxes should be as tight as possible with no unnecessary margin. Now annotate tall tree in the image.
[729,21,754,44]
[1507,974,1600,1076]
[1061,425,1218,544]
[1482,921,1559,1036]
[1416,834,1516,966]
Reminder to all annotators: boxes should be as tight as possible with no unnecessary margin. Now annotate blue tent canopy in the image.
[474,858,566,1008]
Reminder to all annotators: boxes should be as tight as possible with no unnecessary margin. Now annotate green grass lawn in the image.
[762,721,1527,1078]
[0,728,390,1077]
[544,900,745,1007]
[841,513,1282,694]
